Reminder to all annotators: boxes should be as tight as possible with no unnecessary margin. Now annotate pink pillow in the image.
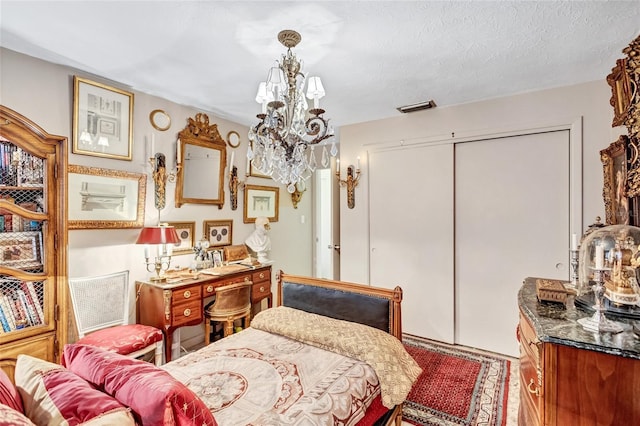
[0,368,23,413]
[14,355,135,426]
[64,344,217,426]
[0,404,35,426]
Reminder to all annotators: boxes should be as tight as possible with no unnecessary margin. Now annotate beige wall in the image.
[0,47,313,347]
[339,80,626,284]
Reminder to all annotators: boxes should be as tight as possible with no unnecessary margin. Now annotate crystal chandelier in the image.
[248,29,337,193]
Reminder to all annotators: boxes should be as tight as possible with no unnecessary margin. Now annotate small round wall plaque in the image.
[227,131,241,148]
[150,109,171,131]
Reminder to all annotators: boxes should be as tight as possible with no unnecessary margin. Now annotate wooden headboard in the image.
[276,271,403,340]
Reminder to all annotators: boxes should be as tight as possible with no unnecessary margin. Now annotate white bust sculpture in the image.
[245,216,271,263]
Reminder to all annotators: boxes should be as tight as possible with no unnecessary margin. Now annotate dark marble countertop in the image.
[519,277,640,360]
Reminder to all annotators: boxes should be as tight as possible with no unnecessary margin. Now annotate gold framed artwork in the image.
[72,76,134,160]
[203,219,232,247]
[166,221,195,255]
[244,184,279,223]
[601,135,629,225]
[67,165,146,229]
[606,58,634,128]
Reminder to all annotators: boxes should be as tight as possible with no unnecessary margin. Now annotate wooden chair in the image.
[67,271,164,365]
[204,281,252,345]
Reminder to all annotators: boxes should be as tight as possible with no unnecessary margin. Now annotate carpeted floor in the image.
[401,335,519,426]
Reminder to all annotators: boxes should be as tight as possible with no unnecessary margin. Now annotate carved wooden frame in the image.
[203,219,233,248]
[68,165,146,229]
[601,135,629,225]
[165,221,195,255]
[243,184,279,223]
[175,113,227,208]
[607,58,633,128]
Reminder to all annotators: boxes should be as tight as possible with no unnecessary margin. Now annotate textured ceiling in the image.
[1,1,639,128]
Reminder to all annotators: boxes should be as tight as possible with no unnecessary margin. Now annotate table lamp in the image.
[136,224,180,281]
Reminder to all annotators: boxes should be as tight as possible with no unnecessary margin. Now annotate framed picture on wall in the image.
[243,184,279,223]
[601,135,630,225]
[606,59,633,128]
[166,221,195,255]
[67,165,146,229]
[203,219,232,247]
[72,76,134,161]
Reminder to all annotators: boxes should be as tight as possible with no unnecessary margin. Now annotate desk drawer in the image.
[172,299,201,327]
[218,274,252,288]
[252,270,270,284]
[252,281,271,300]
[172,285,201,304]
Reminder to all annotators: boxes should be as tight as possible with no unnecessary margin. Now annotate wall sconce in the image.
[149,152,179,214]
[291,181,306,209]
[136,224,181,281]
[228,151,247,211]
[336,157,361,209]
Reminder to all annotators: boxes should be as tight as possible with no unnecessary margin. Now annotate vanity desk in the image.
[136,265,272,362]
[518,277,640,425]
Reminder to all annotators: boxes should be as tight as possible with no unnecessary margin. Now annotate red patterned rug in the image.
[402,335,513,426]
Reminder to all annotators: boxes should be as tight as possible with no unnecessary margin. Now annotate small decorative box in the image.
[536,278,574,306]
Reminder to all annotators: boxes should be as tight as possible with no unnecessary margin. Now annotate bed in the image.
[5,271,421,426]
[163,271,420,425]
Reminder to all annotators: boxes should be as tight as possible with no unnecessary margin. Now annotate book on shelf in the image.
[0,305,10,332]
[16,289,38,326]
[0,294,16,331]
[22,281,44,324]
[8,292,27,328]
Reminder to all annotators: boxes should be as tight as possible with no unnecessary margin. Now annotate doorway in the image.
[313,167,340,279]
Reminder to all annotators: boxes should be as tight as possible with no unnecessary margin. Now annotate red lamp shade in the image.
[135,226,180,245]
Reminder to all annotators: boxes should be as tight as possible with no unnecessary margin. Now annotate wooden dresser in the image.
[518,277,640,425]
[136,265,271,362]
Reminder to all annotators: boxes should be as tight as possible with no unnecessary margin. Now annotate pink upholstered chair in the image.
[68,271,163,365]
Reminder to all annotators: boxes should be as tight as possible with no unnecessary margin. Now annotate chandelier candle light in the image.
[248,29,337,192]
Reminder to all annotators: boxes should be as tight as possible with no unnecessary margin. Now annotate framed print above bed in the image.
[68,165,146,229]
[243,184,279,223]
[72,76,134,161]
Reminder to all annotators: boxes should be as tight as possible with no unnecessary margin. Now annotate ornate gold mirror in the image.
[175,113,226,208]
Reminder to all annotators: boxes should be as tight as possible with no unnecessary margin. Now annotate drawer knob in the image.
[259,272,265,279]
[260,286,265,292]
[244,277,250,282]
[183,290,191,298]
[206,285,214,293]
[184,308,191,317]
[527,378,540,397]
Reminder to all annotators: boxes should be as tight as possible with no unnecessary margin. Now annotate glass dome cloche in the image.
[578,224,640,306]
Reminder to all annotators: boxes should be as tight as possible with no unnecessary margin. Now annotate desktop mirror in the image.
[175,113,227,208]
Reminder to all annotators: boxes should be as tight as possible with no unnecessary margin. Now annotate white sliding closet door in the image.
[455,130,570,356]
[369,144,454,342]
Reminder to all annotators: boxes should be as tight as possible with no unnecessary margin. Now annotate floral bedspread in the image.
[162,327,381,425]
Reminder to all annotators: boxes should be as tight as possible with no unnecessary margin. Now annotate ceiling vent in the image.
[396,100,437,114]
